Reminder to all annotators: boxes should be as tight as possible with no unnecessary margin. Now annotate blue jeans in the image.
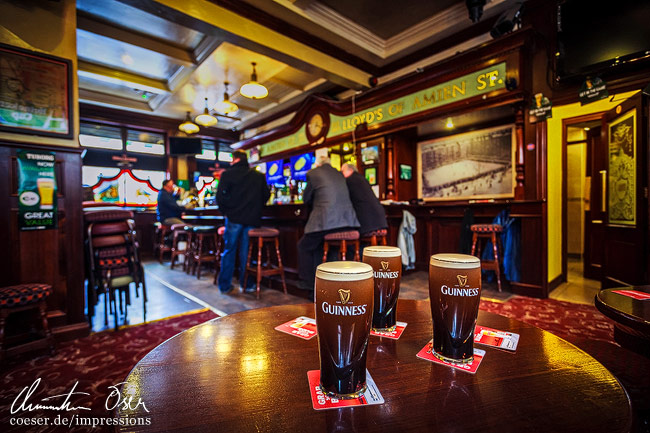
[217,219,253,292]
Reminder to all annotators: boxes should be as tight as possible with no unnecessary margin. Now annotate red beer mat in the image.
[370,321,407,340]
[474,325,520,352]
[307,370,384,410]
[611,290,650,300]
[416,340,486,374]
[275,316,317,340]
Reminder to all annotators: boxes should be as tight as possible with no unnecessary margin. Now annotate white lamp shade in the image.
[240,81,268,99]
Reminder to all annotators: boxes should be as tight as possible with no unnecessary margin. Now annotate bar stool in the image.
[170,223,190,270]
[322,230,360,262]
[0,283,55,363]
[188,226,218,279]
[155,223,172,263]
[360,228,388,246]
[244,228,287,299]
[470,224,503,292]
[213,226,226,285]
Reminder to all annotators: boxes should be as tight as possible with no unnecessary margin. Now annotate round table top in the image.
[118,300,631,432]
[595,286,650,335]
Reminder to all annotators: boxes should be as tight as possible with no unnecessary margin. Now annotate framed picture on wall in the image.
[365,167,377,185]
[417,125,516,201]
[399,164,412,180]
[0,43,73,138]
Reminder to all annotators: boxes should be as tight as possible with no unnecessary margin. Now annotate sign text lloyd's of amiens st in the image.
[259,62,507,157]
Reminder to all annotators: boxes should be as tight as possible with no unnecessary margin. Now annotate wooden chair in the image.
[322,230,360,262]
[360,228,388,246]
[243,228,287,299]
[170,224,190,270]
[470,223,504,292]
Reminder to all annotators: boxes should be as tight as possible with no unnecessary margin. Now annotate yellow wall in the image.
[546,90,639,282]
[0,0,78,147]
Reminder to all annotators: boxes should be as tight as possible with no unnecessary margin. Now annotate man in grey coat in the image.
[298,155,360,290]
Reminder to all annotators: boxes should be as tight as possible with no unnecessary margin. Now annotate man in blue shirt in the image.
[157,180,186,225]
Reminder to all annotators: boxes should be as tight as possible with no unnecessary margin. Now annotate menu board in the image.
[290,153,314,181]
[17,150,57,230]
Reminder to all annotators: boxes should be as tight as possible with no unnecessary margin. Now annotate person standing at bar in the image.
[341,163,387,238]
[216,150,270,294]
[298,155,359,292]
[157,180,186,225]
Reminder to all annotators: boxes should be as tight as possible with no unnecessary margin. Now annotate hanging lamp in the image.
[240,62,268,99]
[214,81,239,114]
[194,98,218,127]
[178,111,200,134]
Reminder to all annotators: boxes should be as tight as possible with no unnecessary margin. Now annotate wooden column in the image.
[515,105,525,200]
[385,136,395,200]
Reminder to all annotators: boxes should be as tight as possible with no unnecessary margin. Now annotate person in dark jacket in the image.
[297,156,359,291]
[341,163,387,236]
[216,150,270,294]
[157,179,186,225]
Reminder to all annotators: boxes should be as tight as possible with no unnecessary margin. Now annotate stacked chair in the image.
[85,210,147,331]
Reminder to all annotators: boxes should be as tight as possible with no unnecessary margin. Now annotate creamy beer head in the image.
[315,261,374,399]
[363,246,402,332]
[428,253,481,364]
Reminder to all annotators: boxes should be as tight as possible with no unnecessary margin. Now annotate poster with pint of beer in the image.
[17,150,57,230]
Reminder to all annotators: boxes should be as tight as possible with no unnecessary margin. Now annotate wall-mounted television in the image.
[169,137,202,155]
[556,0,650,81]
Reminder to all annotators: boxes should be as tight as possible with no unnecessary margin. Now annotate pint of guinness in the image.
[315,261,374,399]
[362,246,402,332]
[429,253,481,363]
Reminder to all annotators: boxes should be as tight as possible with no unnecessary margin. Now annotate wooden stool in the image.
[361,228,388,246]
[170,223,190,270]
[155,223,172,263]
[470,224,504,292]
[213,226,226,285]
[188,226,218,279]
[323,230,360,262]
[244,228,287,299]
[0,283,55,363]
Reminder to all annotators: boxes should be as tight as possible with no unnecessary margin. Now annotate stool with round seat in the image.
[212,225,226,285]
[187,225,218,279]
[0,283,55,363]
[360,228,388,246]
[322,230,361,262]
[170,223,191,270]
[243,228,287,299]
[470,224,504,292]
[154,222,172,263]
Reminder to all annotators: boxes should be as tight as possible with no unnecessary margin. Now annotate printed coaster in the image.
[307,370,384,410]
[370,321,408,340]
[474,325,520,352]
[275,316,317,340]
[416,340,485,374]
[611,290,650,300]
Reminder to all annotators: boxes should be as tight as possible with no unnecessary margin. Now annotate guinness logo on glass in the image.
[380,261,390,271]
[338,289,351,305]
[457,275,468,287]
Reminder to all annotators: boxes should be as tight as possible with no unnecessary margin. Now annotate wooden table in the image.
[117,300,631,432]
[595,286,650,358]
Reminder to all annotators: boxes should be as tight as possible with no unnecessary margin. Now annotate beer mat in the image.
[611,290,650,300]
[474,325,520,352]
[275,316,317,340]
[307,370,384,410]
[416,341,486,374]
[370,321,407,339]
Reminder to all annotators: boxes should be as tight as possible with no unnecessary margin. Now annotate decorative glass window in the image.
[90,169,159,207]
[126,129,165,155]
[82,166,121,187]
[196,140,217,160]
[79,123,123,150]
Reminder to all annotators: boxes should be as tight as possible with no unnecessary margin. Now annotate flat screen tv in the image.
[556,0,650,81]
[169,137,202,155]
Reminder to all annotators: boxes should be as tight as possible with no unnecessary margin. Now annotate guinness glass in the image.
[362,246,402,332]
[429,253,481,363]
[315,261,374,399]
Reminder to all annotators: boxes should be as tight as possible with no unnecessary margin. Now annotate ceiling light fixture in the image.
[214,81,239,114]
[240,62,268,99]
[445,117,454,129]
[178,111,200,134]
[195,98,218,127]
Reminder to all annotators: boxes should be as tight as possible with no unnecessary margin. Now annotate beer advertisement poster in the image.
[579,77,608,105]
[275,316,317,340]
[17,150,57,231]
[307,370,384,410]
[417,342,486,374]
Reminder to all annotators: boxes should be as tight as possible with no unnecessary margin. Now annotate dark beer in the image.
[362,246,402,332]
[315,261,374,398]
[428,253,481,363]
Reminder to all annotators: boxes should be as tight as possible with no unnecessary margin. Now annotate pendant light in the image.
[445,117,454,129]
[240,62,268,99]
[194,98,218,127]
[178,111,200,134]
[214,81,239,114]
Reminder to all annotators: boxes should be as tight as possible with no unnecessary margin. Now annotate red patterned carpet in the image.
[1,309,218,432]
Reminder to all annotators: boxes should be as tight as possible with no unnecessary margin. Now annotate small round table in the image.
[595,286,650,358]
[117,300,631,432]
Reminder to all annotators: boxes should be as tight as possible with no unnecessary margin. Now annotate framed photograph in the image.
[608,108,636,226]
[365,167,377,185]
[399,164,412,180]
[417,125,516,201]
[0,43,73,138]
[361,145,379,165]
